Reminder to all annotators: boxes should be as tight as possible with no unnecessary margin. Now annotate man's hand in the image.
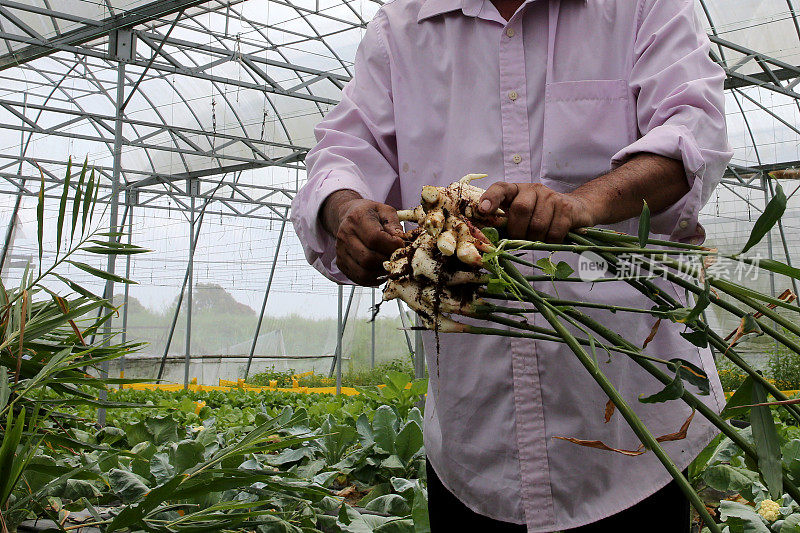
[478,183,595,242]
[321,190,404,286]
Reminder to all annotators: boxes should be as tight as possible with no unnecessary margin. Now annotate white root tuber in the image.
[382,174,500,332]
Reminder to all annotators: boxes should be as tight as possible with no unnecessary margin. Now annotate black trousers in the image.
[426,460,690,532]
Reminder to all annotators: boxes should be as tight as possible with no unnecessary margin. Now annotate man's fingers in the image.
[354,218,403,257]
[377,203,404,237]
[479,182,519,215]
[507,188,538,239]
[546,202,571,243]
[528,198,555,242]
[338,245,384,286]
[343,237,388,272]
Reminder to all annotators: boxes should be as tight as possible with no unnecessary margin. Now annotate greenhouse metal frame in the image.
[0,0,798,393]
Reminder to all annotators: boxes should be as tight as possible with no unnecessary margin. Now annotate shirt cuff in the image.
[611,124,707,244]
[290,170,373,284]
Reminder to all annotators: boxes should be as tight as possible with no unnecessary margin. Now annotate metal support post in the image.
[371,288,376,369]
[414,316,425,380]
[244,217,287,381]
[329,285,356,378]
[184,182,197,389]
[335,285,343,395]
[120,197,134,382]
[396,300,414,355]
[766,176,800,307]
[157,204,209,381]
[0,93,26,279]
[98,39,129,426]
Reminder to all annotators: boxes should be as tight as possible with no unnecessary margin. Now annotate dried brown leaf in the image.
[643,318,662,349]
[604,399,615,424]
[555,411,696,456]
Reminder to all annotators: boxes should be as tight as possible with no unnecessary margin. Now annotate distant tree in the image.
[168,283,256,315]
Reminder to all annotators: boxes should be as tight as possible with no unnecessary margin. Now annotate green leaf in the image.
[0,366,8,413]
[703,464,761,494]
[56,158,72,256]
[740,257,800,281]
[486,278,511,295]
[719,500,771,533]
[536,257,557,277]
[365,494,411,516]
[394,420,423,465]
[670,358,710,396]
[689,432,725,480]
[82,168,95,232]
[721,376,754,420]
[0,408,26,503]
[781,514,800,532]
[481,227,499,244]
[411,482,430,533]
[554,261,574,279]
[174,440,205,474]
[107,468,150,503]
[106,475,184,532]
[53,273,106,303]
[373,405,398,454]
[80,246,148,255]
[638,200,650,248]
[750,381,783,499]
[149,452,175,484]
[680,330,708,349]
[71,158,87,243]
[37,168,44,271]
[741,183,786,255]
[686,289,711,324]
[67,260,136,284]
[639,366,684,404]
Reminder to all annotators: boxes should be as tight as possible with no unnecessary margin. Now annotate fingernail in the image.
[480,199,491,212]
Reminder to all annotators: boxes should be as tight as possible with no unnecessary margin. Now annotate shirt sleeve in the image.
[290,9,399,283]
[611,0,733,243]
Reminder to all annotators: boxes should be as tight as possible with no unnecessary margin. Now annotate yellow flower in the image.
[758,499,781,522]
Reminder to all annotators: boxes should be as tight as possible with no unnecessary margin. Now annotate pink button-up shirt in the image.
[291,0,733,530]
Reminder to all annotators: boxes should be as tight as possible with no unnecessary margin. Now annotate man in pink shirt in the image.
[292,0,732,531]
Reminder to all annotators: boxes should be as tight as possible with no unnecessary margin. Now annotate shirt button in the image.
[508,90,518,101]
[679,219,690,229]
[512,154,522,164]
[506,28,515,37]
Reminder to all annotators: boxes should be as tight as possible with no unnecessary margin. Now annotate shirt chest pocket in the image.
[540,79,635,192]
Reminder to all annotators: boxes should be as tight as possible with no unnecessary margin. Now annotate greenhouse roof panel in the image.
[0,0,796,203]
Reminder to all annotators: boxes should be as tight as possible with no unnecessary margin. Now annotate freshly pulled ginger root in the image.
[382,174,502,331]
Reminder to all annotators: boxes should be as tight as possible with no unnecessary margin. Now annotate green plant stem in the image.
[569,232,800,425]
[579,228,712,251]
[492,299,669,317]
[500,240,719,257]
[561,306,800,504]
[497,258,721,533]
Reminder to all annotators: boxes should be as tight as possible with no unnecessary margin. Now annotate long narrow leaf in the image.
[71,158,88,243]
[82,168,95,234]
[53,273,105,302]
[741,183,786,255]
[638,200,650,248]
[0,408,26,504]
[66,260,136,285]
[56,158,72,257]
[750,381,783,499]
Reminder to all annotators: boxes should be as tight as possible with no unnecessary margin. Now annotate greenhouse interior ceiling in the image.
[0,0,799,378]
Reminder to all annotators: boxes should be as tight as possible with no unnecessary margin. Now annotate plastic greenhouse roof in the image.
[0,0,798,185]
